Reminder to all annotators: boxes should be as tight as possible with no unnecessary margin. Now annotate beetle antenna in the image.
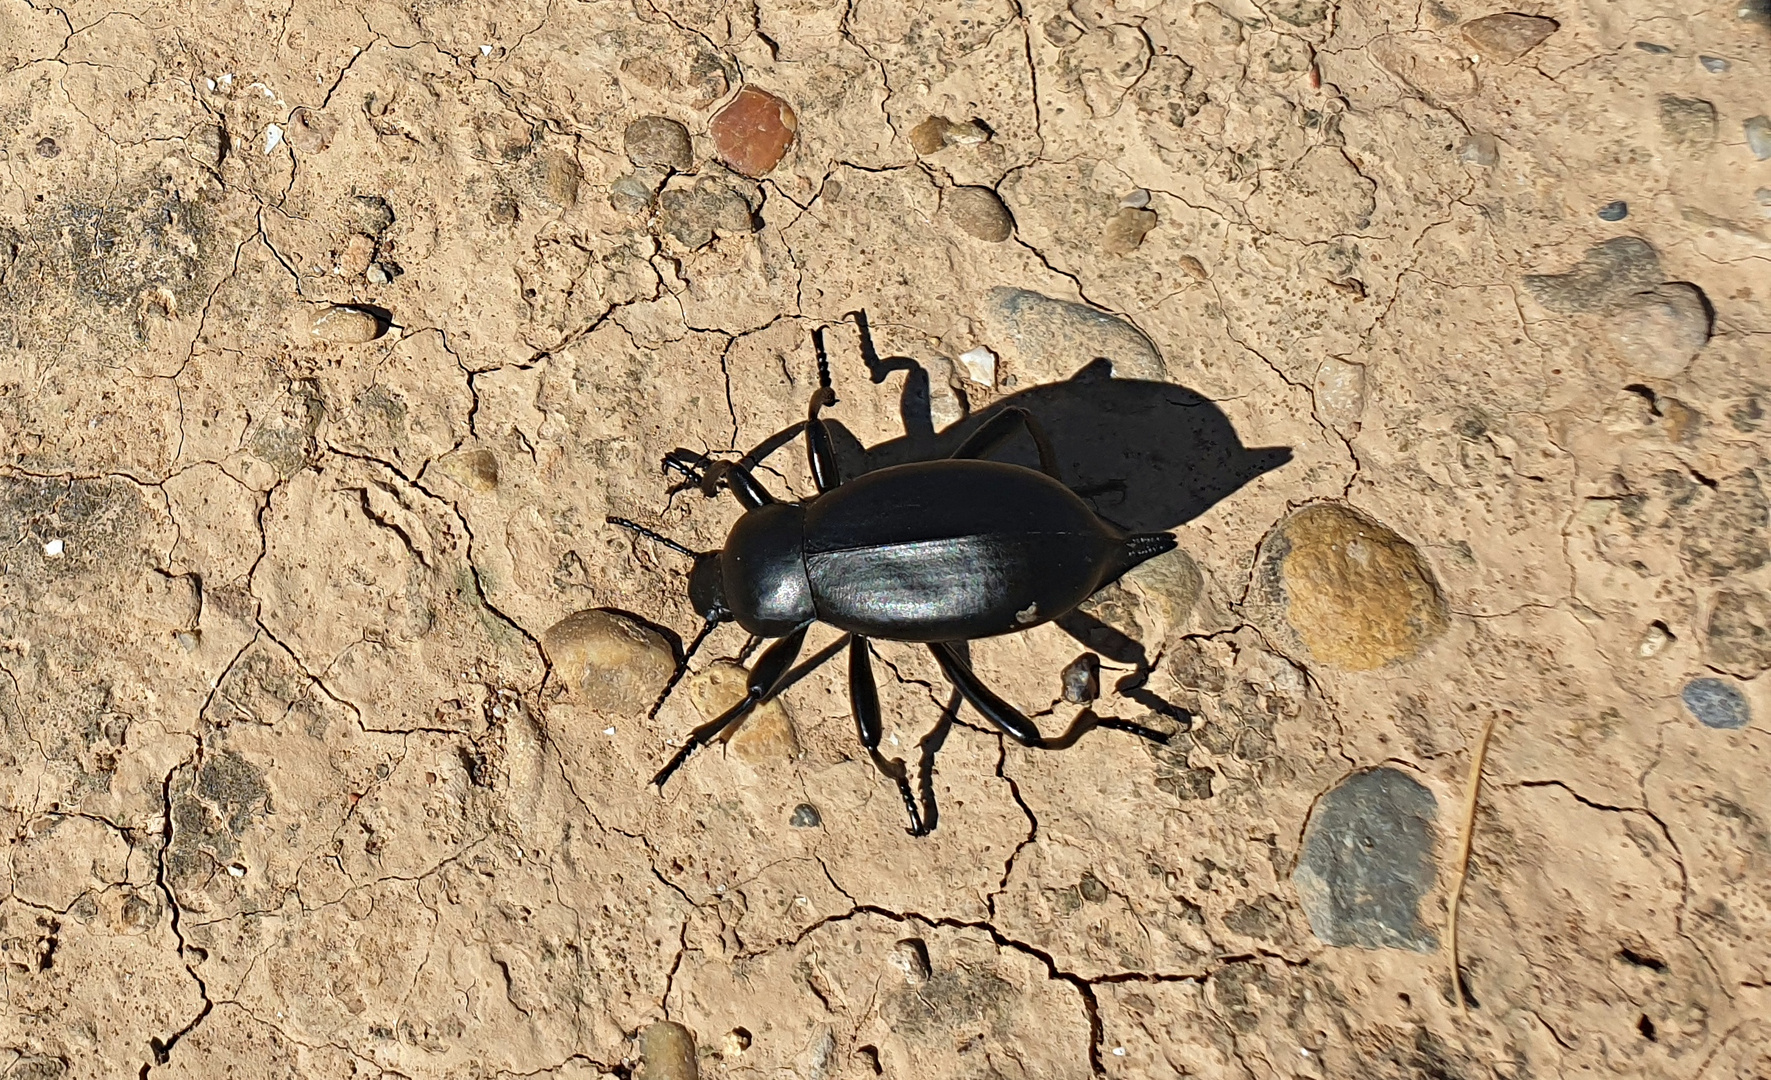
[647,616,721,720]
[606,516,700,559]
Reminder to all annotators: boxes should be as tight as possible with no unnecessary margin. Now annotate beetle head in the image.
[688,551,730,624]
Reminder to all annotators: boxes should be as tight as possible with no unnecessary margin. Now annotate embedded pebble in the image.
[1745,116,1771,161]
[1460,13,1558,62]
[941,185,1014,242]
[1060,653,1100,704]
[1120,189,1151,209]
[925,355,968,429]
[956,346,997,386]
[624,116,694,171]
[1597,200,1629,221]
[1523,236,1662,314]
[1634,40,1673,54]
[1658,94,1718,148]
[542,609,675,715]
[35,136,59,158]
[1177,254,1208,279]
[1456,133,1498,166]
[638,1021,699,1080]
[789,803,822,828]
[1680,469,1769,579]
[1699,55,1730,72]
[366,263,392,285]
[981,287,1164,383]
[1258,503,1448,670]
[1706,590,1771,675]
[1293,768,1439,951]
[1102,206,1157,255]
[338,232,376,277]
[1682,677,1751,730]
[542,154,581,207]
[1638,621,1674,657]
[187,123,226,167]
[610,169,665,214]
[307,304,384,343]
[436,448,500,493]
[689,661,800,764]
[909,116,991,155]
[1313,357,1368,431]
[1123,546,1203,632]
[709,87,796,177]
[1604,283,1711,377]
[1078,871,1108,902]
[659,177,757,249]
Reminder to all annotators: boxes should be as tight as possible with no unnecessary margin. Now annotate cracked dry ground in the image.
[1,0,1770,1073]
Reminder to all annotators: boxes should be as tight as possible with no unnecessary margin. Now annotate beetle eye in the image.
[688,553,728,622]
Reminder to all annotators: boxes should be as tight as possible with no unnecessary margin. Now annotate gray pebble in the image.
[624,116,694,171]
[1598,200,1629,221]
[1123,545,1204,631]
[347,194,396,236]
[941,186,1014,242]
[1680,469,1770,580]
[186,124,227,167]
[1635,40,1673,53]
[1745,116,1771,161]
[1078,871,1108,902]
[1523,236,1662,314]
[658,176,757,248]
[1699,55,1730,72]
[35,137,59,158]
[1292,768,1439,952]
[366,263,392,285]
[1120,189,1151,209]
[1456,133,1498,166]
[789,803,822,828]
[610,169,664,215]
[980,287,1164,383]
[1682,677,1750,729]
[1060,653,1100,704]
[1659,94,1718,148]
[1606,283,1711,377]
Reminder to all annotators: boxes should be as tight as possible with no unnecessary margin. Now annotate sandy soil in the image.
[1,0,1768,1075]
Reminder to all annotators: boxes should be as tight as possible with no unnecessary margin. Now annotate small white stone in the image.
[227,863,245,877]
[480,44,493,56]
[264,123,283,153]
[604,726,616,735]
[957,346,997,386]
[42,539,63,558]
[205,77,216,91]
[1112,1047,1128,1057]
[1119,189,1151,208]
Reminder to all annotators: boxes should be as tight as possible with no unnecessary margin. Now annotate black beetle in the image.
[611,317,1178,834]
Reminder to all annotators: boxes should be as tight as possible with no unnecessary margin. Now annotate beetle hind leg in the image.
[849,636,926,835]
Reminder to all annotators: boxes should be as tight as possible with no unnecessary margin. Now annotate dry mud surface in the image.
[1,0,1769,1075]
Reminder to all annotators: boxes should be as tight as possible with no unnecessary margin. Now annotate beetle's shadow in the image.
[810,352,1292,533]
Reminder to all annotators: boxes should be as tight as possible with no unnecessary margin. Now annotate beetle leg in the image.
[806,327,843,493]
[652,621,811,789]
[949,406,1062,480]
[849,637,924,835]
[663,448,777,509]
[912,690,959,836]
[928,641,1047,746]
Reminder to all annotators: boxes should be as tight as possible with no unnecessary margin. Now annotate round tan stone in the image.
[638,1020,699,1080]
[543,608,675,714]
[307,304,384,343]
[689,659,800,764]
[1264,504,1447,670]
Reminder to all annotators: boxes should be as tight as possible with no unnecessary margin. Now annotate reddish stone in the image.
[710,86,797,177]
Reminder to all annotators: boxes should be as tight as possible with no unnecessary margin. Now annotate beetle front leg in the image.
[662,448,777,509]
[848,636,924,835]
[653,621,811,789]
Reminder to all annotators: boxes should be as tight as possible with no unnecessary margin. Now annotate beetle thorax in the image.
[721,503,814,636]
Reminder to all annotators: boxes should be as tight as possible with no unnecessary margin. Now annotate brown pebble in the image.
[689,661,799,764]
[1460,13,1558,62]
[941,186,1014,241]
[1178,255,1208,279]
[910,116,952,155]
[436,449,500,493]
[543,154,581,207]
[638,1021,699,1080]
[543,609,675,715]
[338,233,376,278]
[1103,206,1158,255]
[710,87,796,177]
[624,116,694,171]
[307,304,384,343]
[1263,504,1448,670]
